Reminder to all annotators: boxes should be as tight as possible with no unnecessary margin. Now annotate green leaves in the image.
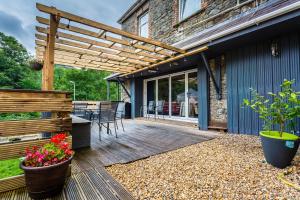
[243,79,300,136]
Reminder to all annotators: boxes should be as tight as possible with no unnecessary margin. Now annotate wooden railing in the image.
[0,89,72,192]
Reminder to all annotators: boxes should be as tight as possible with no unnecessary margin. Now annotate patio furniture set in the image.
[72,101,126,141]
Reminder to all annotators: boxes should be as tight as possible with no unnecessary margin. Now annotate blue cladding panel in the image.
[227,33,300,135]
[135,78,143,117]
[198,65,209,130]
[130,79,135,119]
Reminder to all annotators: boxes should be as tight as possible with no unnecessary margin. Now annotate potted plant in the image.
[29,59,43,71]
[20,133,74,199]
[243,79,300,168]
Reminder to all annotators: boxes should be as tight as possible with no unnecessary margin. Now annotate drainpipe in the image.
[106,81,110,101]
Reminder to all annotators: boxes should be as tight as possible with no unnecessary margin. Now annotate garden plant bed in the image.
[107,135,300,199]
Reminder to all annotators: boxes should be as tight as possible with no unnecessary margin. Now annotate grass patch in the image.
[0,112,41,121]
[0,158,23,179]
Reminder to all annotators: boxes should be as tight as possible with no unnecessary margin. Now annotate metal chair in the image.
[92,101,118,141]
[156,100,165,119]
[115,101,125,132]
[73,102,88,119]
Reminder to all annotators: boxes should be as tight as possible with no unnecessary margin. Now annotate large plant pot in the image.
[20,156,73,199]
[260,131,299,169]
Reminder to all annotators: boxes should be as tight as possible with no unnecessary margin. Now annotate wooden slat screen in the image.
[0,89,72,160]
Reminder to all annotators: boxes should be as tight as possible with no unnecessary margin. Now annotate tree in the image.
[0,32,40,89]
[54,66,118,101]
[0,32,117,100]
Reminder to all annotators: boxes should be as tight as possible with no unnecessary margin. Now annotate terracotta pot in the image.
[20,156,73,199]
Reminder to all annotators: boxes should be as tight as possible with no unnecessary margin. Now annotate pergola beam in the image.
[36,17,169,59]
[36,3,185,54]
[36,27,158,63]
[35,3,190,74]
[36,50,138,71]
[122,46,209,77]
[36,48,142,69]
[36,40,146,68]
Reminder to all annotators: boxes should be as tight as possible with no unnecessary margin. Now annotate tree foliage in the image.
[243,79,300,136]
[0,32,118,101]
[0,32,40,89]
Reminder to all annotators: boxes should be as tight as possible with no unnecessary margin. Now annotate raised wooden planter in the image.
[0,175,25,193]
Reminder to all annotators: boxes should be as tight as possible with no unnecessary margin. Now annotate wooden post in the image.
[42,14,59,91]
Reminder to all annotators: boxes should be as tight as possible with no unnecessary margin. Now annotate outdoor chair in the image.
[91,101,119,141]
[115,101,125,132]
[73,102,88,119]
[156,100,165,119]
[146,101,156,119]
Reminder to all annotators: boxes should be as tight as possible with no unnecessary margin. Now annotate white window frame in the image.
[138,12,149,37]
[143,68,198,123]
[179,0,202,21]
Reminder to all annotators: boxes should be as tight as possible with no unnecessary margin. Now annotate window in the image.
[179,0,201,20]
[138,12,149,37]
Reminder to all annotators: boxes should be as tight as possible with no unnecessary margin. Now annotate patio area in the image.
[0,118,218,199]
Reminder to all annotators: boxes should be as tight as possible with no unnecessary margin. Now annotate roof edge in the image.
[118,0,148,24]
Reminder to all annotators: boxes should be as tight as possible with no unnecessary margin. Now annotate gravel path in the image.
[107,135,300,199]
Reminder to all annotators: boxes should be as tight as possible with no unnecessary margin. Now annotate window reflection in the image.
[146,80,155,114]
[157,78,169,116]
[171,75,185,117]
[188,72,198,118]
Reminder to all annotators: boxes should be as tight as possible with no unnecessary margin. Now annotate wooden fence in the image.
[0,89,72,192]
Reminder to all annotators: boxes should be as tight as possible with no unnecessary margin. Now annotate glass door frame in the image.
[143,68,198,122]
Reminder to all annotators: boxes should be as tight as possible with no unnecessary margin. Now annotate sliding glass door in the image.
[157,78,169,115]
[145,69,198,120]
[146,80,156,114]
[188,72,198,118]
[171,74,185,117]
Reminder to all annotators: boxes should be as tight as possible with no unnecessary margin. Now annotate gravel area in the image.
[107,135,300,199]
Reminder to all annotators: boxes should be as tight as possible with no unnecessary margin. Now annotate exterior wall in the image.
[226,32,300,135]
[208,57,227,127]
[120,80,131,102]
[121,0,269,43]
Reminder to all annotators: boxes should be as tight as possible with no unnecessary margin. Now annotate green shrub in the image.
[243,79,300,137]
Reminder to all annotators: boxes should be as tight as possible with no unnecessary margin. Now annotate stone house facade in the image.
[115,0,300,133]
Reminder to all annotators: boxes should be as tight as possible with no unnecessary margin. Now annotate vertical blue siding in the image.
[135,78,143,117]
[227,33,300,135]
[198,65,209,130]
[130,79,135,119]
[131,78,143,118]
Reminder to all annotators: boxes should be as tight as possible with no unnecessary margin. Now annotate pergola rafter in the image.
[35,3,207,90]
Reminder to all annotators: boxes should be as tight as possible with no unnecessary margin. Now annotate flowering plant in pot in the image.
[243,79,300,168]
[20,133,74,199]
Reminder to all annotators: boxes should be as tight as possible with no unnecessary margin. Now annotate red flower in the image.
[24,133,73,167]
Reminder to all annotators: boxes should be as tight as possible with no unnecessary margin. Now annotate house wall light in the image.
[271,40,280,57]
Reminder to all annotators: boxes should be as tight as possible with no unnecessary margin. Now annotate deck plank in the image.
[84,119,215,167]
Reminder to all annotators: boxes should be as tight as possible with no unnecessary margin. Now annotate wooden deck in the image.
[0,119,218,200]
[84,119,216,166]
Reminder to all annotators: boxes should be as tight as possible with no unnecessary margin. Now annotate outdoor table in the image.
[71,115,91,149]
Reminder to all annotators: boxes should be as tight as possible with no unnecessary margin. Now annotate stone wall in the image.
[120,80,131,102]
[208,57,227,126]
[121,0,269,44]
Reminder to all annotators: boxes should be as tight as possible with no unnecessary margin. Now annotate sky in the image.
[0,0,135,55]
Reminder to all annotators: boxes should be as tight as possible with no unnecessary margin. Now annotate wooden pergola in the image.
[35,3,208,90]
